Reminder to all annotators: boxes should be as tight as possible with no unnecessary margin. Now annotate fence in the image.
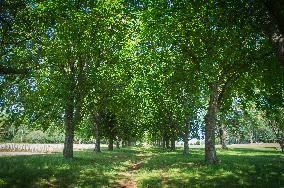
[0,143,96,153]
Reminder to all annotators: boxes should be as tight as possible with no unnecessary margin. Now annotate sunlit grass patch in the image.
[0,147,283,187]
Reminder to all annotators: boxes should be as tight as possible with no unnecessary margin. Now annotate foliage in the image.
[0,0,284,161]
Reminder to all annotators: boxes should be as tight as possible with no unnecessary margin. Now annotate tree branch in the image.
[0,65,30,75]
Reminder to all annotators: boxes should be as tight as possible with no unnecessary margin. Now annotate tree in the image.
[27,0,128,158]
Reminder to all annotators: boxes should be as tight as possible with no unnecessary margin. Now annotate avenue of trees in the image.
[0,0,284,164]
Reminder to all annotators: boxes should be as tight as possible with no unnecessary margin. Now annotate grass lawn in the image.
[0,147,283,188]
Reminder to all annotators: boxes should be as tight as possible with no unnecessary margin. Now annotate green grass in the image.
[0,147,283,188]
[0,148,140,188]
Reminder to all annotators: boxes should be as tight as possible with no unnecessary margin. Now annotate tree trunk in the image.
[121,140,126,148]
[219,122,228,149]
[263,2,284,68]
[95,125,101,152]
[93,111,101,152]
[205,83,219,164]
[108,137,114,151]
[278,137,284,152]
[127,140,131,147]
[108,132,114,151]
[165,138,170,149]
[63,73,75,159]
[162,138,166,149]
[116,140,120,149]
[63,103,74,159]
[170,138,175,151]
[108,113,115,151]
[250,132,254,144]
[183,119,190,155]
[95,120,101,152]
[63,62,85,159]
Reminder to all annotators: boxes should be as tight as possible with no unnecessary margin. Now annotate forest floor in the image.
[0,147,283,187]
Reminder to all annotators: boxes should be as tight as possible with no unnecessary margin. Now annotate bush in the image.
[25,130,46,143]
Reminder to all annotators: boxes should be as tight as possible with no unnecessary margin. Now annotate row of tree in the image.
[0,0,283,164]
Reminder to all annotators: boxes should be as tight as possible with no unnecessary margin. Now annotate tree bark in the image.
[250,132,254,144]
[170,137,175,151]
[262,1,284,68]
[108,126,114,151]
[205,83,219,164]
[63,99,74,159]
[162,137,166,149]
[108,113,115,151]
[270,121,284,152]
[0,65,30,75]
[63,62,85,159]
[108,137,114,151]
[219,122,228,149]
[278,137,284,152]
[93,111,101,153]
[122,140,126,148]
[116,139,120,149]
[165,138,170,149]
[63,73,75,159]
[183,119,190,155]
[95,126,101,152]
[127,140,132,147]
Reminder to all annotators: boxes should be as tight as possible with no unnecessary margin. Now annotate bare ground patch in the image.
[115,154,146,188]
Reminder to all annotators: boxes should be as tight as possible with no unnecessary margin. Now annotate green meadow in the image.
[0,147,283,188]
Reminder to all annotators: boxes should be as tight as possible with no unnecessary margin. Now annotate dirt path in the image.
[160,172,167,188]
[115,155,146,188]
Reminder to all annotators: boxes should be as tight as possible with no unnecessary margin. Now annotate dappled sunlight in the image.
[0,148,283,187]
[131,148,284,187]
[0,149,139,187]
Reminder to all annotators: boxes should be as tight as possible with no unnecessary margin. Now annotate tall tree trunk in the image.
[163,131,171,149]
[95,129,101,152]
[165,138,170,149]
[170,137,175,151]
[183,119,190,155]
[108,138,113,151]
[93,111,101,153]
[219,122,228,149]
[278,137,284,152]
[270,121,284,152]
[63,73,75,159]
[63,101,74,158]
[263,1,284,68]
[122,140,126,148]
[63,62,85,159]
[108,113,115,151]
[169,122,177,151]
[162,137,166,149]
[127,140,132,147]
[108,133,114,151]
[205,83,219,164]
[116,139,120,149]
[250,132,254,144]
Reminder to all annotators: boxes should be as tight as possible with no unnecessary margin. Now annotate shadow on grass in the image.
[0,148,139,188]
[138,148,284,188]
[0,147,283,188]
